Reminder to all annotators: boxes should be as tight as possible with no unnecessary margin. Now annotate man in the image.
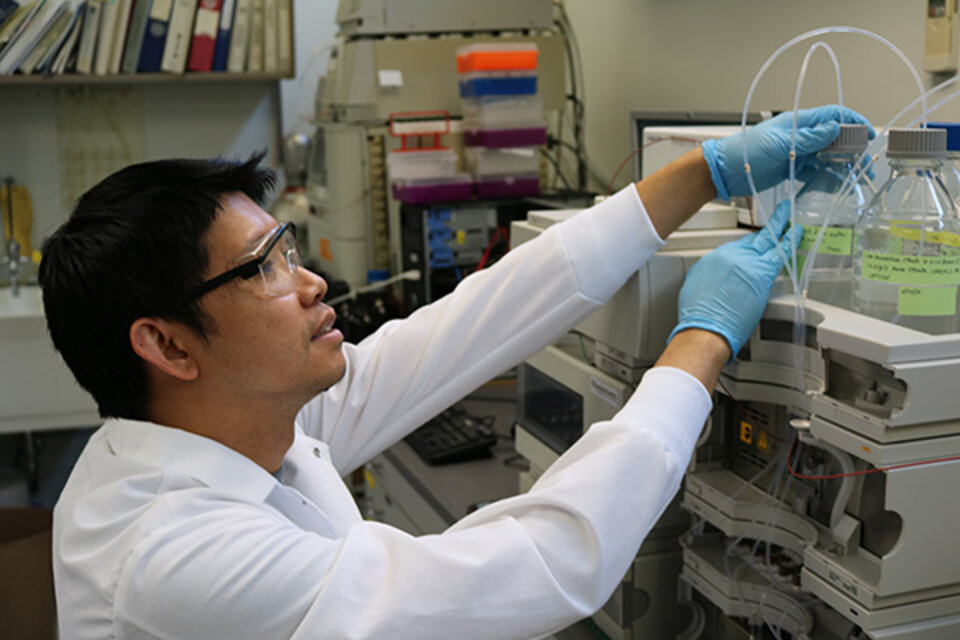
[42,106,871,639]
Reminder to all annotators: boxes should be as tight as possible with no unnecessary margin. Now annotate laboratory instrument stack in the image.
[853,127,960,334]
[457,43,545,198]
[793,124,873,307]
[387,112,473,205]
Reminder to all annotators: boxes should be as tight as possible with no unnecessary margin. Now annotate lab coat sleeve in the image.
[297,185,667,473]
[113,366,711,640]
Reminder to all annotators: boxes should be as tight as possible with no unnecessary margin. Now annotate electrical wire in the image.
[539,148,574,190]
[604,136,703,195]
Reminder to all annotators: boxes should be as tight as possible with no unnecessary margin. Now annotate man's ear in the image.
[129,318,200,382]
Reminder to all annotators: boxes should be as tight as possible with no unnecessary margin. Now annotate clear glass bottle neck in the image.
[816,151,862,164]
[887,156,944,173]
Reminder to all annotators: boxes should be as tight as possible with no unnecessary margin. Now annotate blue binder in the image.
[210,0,234,71]
[136,0,171,72]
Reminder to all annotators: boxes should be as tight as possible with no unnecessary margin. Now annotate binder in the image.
[135,0,168,71]
[244,0,260,72]
[105,0,131,73]
[223,0,246,72]
[209,0,230,71]
[119,0,150,73]
[158,0,196,73]
[75,0,101,73]
[260,0,273,73]
[185,0,218,71]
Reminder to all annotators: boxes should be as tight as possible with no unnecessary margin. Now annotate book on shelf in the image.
[159,0,196,73]
[0,0,68,75]
[185,0,219,72]
[35,0,82,72]
[19,0,72,73]
[244,0,260,72]
[223,0,248,72]
[260,0,273,72]
[119,0,150,74]
[75,0,101,73]
[0,2,34,55]
[0,0,20,27]
[136,0,169,71]
[105,0,131,73]
[46,0,82,73]
[92,0,116,74]
[275,0,288,74]
[209,0,231,71]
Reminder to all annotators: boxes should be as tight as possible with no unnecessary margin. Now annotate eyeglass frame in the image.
[184,221,301,301]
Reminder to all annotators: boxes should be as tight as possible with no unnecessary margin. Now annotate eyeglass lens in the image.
[257,228,301,296]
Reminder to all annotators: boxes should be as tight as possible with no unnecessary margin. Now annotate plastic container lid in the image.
[456,43,538,73]
[823,124,870,153]
[887,127,947,159]
[459,75,538,98]
[926,122,960,152]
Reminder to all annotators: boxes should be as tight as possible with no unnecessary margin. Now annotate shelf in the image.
[0,72,294,86]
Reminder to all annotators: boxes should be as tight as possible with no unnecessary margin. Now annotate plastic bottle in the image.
[853,128,960,334]
[794,124,873,306]
[927,122,960,204]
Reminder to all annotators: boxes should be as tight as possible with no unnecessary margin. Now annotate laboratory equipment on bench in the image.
[307,0,566,289]
[853,127,960,334]
[793,123,873,307]
[510,125,756,637]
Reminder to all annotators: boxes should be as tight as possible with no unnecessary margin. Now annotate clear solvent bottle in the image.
[853,127,960,334]
[794,124,873,307]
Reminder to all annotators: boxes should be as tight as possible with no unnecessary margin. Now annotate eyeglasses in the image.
[185,221,303,300]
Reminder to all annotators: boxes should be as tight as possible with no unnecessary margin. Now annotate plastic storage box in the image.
[475,173,540,199]
[387,149,457,181]
[456,43,538,73]
[392,174,473,204]
[465,147,540,176]
[463,126,547,148]
[459,72,537,98]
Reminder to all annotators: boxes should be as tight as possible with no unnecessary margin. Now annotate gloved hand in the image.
[668,200,798,359]
[702,106,875,201]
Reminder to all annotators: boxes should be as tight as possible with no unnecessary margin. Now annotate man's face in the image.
[192,192,346,406]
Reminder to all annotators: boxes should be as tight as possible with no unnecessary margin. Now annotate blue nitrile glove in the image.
[702,106,875,201]
[668,200,798,360]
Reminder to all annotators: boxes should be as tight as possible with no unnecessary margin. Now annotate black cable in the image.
[540,148,574,190]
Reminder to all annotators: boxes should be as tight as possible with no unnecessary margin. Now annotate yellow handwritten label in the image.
[799,225,853,255]
[898,286,958,316]
[861,252,960,285]
[889,224,960,249]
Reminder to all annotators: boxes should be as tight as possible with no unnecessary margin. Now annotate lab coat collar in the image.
[104,418,278,504]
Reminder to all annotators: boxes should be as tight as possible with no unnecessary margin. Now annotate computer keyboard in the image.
[404,406,497,465]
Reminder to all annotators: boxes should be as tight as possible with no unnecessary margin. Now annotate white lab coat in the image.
[52,185,713,639]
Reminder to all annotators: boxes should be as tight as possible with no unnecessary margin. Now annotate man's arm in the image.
[636,148,716,239]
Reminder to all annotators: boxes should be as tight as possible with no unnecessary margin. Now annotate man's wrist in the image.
[656,328,731,391]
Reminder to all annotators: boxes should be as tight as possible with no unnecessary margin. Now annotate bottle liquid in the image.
[794,124,873,307]
[853,127,960,334]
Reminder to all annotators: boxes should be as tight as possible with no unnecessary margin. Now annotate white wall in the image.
[0,82,281,254]
[564,0,960,190]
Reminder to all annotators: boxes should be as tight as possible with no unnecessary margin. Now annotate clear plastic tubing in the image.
[853,128,960,334]
[794,124,873,308]
[739,27,928,279]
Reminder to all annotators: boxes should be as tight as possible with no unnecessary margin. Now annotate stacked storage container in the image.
[457,43,545,198]
[388,112,473,205]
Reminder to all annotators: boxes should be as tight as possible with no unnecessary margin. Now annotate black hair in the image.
[39,152,276,421]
